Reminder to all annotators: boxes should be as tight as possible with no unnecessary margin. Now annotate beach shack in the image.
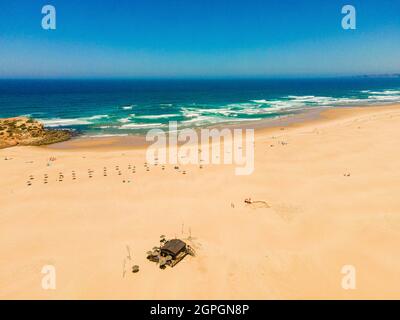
[147,238,195,268]
[160,239,187,259]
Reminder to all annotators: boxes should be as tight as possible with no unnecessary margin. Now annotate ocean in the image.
[0,78,399,136]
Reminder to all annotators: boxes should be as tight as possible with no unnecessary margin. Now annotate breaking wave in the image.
[35,88,400,134]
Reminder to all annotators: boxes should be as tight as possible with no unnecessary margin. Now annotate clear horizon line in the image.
[0,73,399,81]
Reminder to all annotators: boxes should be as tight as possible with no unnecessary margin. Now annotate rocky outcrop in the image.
[0,117,72,148]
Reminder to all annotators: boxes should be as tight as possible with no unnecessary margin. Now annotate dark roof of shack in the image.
[161,239,186,256]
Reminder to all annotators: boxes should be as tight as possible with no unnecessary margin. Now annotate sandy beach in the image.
[1,104,400,300]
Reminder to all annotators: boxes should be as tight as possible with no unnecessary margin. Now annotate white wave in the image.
[251,99,270,104]
[182,102,302,120]
[82,114,109,120]
[211,109,237,116]
[287,95,316,100]
[135,114,179,119]
[182,106,252,118]
[367,90,400,95]
[251,98,307,111]
[96,125,119,129]
[182,115,241,125]
[198,108,238,116]
[266,100,305,109]
[181,114,261,126]
[328,98,365,105]
[39,114,110,127]
[368,95,400,101]
[181,108,202,118]
[20,112,48,119]
[182,116,215,124]
[122,105,134,110]
[283,95,375,106]
[205,110,239,117]
[289,93,400,106]
[227,102,259,109]
[40,118,91,127]
[118,117,131,123]
[225,117,262,122]
[119,123,165,129]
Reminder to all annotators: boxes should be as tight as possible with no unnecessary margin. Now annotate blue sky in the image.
[0,0,399,78]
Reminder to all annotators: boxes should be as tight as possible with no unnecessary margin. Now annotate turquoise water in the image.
[0,78,399,136]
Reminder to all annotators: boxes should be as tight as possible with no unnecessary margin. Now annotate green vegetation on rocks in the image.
[0,117,72,149]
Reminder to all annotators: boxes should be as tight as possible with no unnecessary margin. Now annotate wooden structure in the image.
[146,238,195,269]
[160,239,186,259]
